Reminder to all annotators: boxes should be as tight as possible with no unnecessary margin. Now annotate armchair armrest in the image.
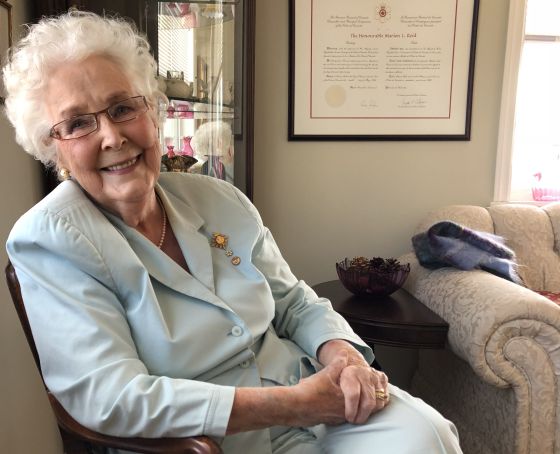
[400,252,560,386]
[400,252,560,452]
[48,392,222,454]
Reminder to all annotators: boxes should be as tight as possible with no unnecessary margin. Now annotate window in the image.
[495,0,560,202]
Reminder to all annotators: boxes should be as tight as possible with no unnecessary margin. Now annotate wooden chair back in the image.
[5,261,222,454]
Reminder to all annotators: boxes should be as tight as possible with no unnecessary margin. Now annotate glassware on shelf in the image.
[176,102,194,118]
[161,134,198,173]
[164,137,175,155]
[181,136,194,156]
[165,100,195,119]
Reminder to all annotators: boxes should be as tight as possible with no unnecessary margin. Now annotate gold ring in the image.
[375,390,389,401]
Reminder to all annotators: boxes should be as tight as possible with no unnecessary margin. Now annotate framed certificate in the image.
[289,0,479,140]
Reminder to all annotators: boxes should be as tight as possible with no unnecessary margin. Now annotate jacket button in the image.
[289,375,298,385]
[240,360,251,368]
[231,326,244,337]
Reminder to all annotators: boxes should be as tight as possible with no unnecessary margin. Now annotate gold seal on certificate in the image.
[325,85,347,108]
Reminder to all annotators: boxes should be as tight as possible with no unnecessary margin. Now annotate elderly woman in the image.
[3,11,461,454]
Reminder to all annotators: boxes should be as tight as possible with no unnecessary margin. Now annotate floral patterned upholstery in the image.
[400,204,560,454]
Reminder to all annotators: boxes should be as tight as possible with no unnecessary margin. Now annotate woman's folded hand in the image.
[317,339,390,424]
[290,352,349,426]
[338,353,389,424]
[227,341,389,434]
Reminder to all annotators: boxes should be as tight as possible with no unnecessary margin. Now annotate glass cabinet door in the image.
[148,0,253,197]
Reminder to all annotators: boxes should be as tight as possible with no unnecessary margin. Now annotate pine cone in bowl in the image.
[336,256,410,297]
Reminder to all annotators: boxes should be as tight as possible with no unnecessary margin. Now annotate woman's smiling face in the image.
[45,55,161,212]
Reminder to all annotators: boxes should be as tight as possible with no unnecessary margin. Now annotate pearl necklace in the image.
[156,195,167,249]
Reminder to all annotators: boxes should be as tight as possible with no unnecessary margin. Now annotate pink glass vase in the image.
[181,136,194,156]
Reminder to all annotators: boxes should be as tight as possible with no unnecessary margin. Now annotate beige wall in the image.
[0,0,508,452]
[253,0,509,286]
[0,2,63,453]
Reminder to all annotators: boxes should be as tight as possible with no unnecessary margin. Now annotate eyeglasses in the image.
[49,96,149,140]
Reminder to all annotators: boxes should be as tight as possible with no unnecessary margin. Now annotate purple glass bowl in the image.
[336,259,410,297]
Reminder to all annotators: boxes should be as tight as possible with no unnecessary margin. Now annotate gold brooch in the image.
[210,232,241,266]
[211,233,228,249]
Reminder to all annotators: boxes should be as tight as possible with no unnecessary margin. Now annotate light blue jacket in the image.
[7,173,373,451]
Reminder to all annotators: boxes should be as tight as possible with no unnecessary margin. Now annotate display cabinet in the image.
[147,1,253,197]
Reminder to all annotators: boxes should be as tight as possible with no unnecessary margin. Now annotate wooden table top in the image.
[312,280,449,349]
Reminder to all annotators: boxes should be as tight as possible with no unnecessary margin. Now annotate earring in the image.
[58,167,71,180]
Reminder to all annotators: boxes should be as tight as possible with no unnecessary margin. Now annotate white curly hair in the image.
[191,120,234,164]
[2,10,166,167]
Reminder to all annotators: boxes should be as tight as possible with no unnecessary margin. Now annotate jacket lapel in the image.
[159,187,217,292]
[101,189,233,313]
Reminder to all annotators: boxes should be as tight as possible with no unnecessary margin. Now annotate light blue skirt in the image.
[109,383,461,454]
[270,384,462,454]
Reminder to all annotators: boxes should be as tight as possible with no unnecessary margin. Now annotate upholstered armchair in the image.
[399,204,560,454]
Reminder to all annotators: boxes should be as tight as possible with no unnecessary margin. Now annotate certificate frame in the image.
[0,0,12,106]
[288,0,479,141]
